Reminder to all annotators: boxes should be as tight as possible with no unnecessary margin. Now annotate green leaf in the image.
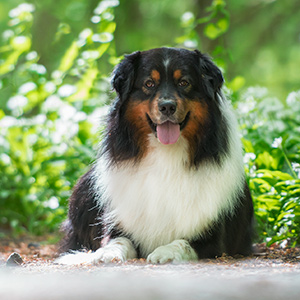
[227,76,245,92]
[204,23,221,39]
[241,138,254,153]
[256,151,278,169]
[0,109,5,120]
[272,171,294,181]
[58,41,79,73]
[217,18,229,32]
[68,66,99,102]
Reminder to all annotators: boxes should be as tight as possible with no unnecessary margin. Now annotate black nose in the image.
[158,100,177,116]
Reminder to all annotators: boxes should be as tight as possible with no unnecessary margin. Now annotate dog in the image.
[57,47,254,265]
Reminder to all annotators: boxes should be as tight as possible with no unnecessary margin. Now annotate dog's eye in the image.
[178,80,190,87]
[145,80,155,89]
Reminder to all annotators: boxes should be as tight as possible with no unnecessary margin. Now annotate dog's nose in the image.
[158,100,177,116]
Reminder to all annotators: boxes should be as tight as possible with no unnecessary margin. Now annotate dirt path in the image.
[1,240,300,300]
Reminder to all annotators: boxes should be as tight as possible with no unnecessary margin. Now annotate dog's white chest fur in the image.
[96,125,244,257]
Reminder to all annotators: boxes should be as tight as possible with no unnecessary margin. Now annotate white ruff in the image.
[94,98,244,258]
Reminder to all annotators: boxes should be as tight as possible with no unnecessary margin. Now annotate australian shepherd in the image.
[57,47,253,265]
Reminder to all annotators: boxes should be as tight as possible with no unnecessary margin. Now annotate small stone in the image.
[28,242,40,249]
[6,252,24,267]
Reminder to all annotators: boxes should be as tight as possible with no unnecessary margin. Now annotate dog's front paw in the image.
[91,245,123,263]
[147,245,177,264]
[56,237,137,265]
[91,237,138,264]
[147,240,198,264]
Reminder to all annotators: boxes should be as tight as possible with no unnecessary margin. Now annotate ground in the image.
[1,238,300,300]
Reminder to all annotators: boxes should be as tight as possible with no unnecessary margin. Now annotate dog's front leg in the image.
[147,239,198,264]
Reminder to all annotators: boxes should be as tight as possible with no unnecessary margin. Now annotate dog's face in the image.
[127,49,210,146]
[109,48,225,162]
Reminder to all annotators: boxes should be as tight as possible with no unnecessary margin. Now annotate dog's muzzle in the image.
[158,100,177,117]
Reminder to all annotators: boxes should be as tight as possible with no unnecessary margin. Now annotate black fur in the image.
[102,52,142,164]
[59,169,103,252]
[59,47,254,259]
[190,183,253,258]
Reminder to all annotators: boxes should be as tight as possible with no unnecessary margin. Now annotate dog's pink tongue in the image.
[157,121,180,145]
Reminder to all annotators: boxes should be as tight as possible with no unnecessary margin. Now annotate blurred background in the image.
[0,0,299,246]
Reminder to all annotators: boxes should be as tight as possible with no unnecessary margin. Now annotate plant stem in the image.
[281,146,298,179]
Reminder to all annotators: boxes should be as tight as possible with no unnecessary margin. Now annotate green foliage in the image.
[0,1,118,235]
[234,88,300,246]
[176,0,230,63]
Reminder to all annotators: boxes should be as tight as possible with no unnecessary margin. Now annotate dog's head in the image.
[106,48,227,165]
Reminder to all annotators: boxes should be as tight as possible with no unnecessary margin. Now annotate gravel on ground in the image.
[1,239,300,300]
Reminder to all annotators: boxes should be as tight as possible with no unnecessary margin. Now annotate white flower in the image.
[0,116,17,128]
[18,82,37,94]
[30,64,47,74]
[292,163,300,178]
[44,82,56,93]
[26,51,38,61]
[79,28,93,40]
[181,12,194,23]
[33,114,47,125]
[238,96,256,114]
[94,0,119,15]
[7,95,28,110]
[243,152,256,163]
[82,50,100,60]
[12,36,27,45]
[0,153,11,165]
[58,104,77,120]
[9,3,35,18]
[286,91,300,113]
[44,196,60,209]
[271,137,283,148]
[91,16,101,24]
[43,95,63,111]
[183,40,198,48]
[51,70,63,79]
[58,84,77,98]
[2,30,14,40]
[92,32,113,43]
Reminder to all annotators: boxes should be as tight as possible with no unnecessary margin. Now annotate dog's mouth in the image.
[146,112,190,145]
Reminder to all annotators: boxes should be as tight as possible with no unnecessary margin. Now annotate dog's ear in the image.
[194,50,224,99]
[112,51,141,102]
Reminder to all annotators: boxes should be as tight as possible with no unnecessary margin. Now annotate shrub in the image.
[0,2,118,236]
[235,88,300,246]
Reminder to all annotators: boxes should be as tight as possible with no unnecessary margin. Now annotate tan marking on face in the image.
[148,93,162,123]
[181,101,209,163]
[182,101,208,139]
[126,100,152,134]
[173,97,187,122]
[125,100,152,158]
[173,69,182,81]
[151,70,160,83]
